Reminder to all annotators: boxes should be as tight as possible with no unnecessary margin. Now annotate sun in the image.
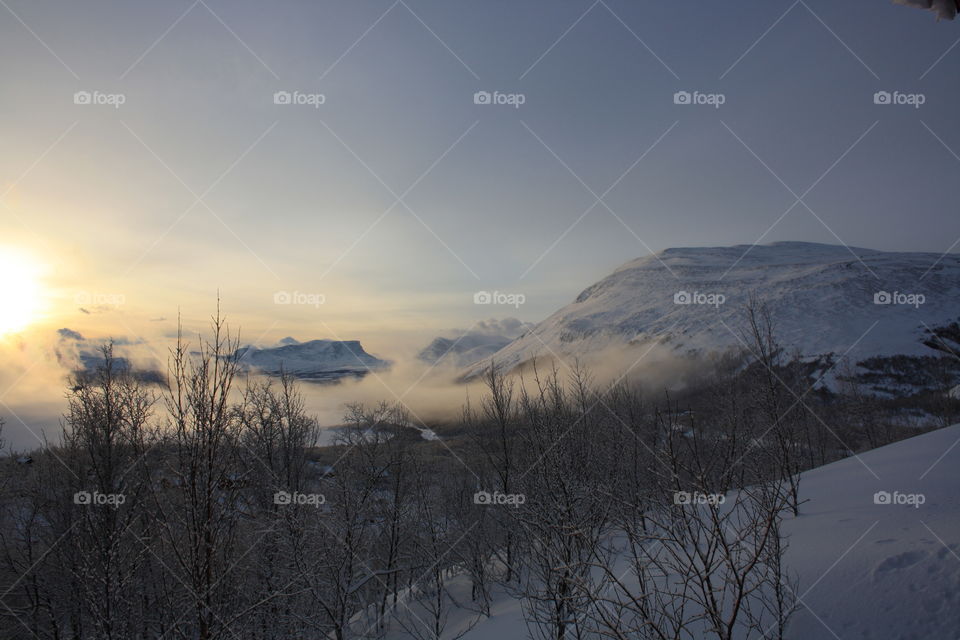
[0,247,44,336]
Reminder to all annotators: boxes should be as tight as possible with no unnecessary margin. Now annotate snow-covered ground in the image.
[783,423,960,639]
[462,242,960,380]
[382,424,960,639]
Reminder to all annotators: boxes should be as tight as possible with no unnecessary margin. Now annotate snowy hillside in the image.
[235,339,389,381]
[462,242,960,379]
[781,423,960,639]
[381,424,960,640]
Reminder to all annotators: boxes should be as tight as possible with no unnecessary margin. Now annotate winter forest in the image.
[2,299,958,639]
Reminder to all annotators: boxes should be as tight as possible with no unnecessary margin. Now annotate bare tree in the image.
[742,297,805,516]
[151,311,246,640]
[510,364,614,640]
[60,343,156,640]
[470,364,520,582]
[236,372,320,639]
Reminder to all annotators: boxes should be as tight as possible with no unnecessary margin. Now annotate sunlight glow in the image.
[0,247,44,336]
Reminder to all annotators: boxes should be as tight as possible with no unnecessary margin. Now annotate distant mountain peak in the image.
[236,339,389,382]
[418,318,534,368]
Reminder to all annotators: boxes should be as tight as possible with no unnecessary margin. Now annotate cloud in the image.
[57,327,84,341]
[52,328,163,386]
[454,317,533,339]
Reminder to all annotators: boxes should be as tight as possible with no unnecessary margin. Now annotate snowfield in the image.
[782,423,960,640]
[380,424,960,640]
[462,242,960,380]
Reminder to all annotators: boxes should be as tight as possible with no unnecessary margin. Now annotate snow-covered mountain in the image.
[462,242,960,379]
[235,339,389,382]
[418,334,513,368]
[419,318,534,368]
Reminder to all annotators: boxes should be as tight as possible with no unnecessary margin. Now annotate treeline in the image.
[0,305,954,639]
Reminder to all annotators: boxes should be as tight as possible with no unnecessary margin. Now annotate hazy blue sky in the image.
[1,0,958,354]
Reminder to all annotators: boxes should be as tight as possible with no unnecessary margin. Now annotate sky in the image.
[1,0,959,447]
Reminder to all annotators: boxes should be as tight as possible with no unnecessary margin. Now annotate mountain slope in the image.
[462,242,960,379]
